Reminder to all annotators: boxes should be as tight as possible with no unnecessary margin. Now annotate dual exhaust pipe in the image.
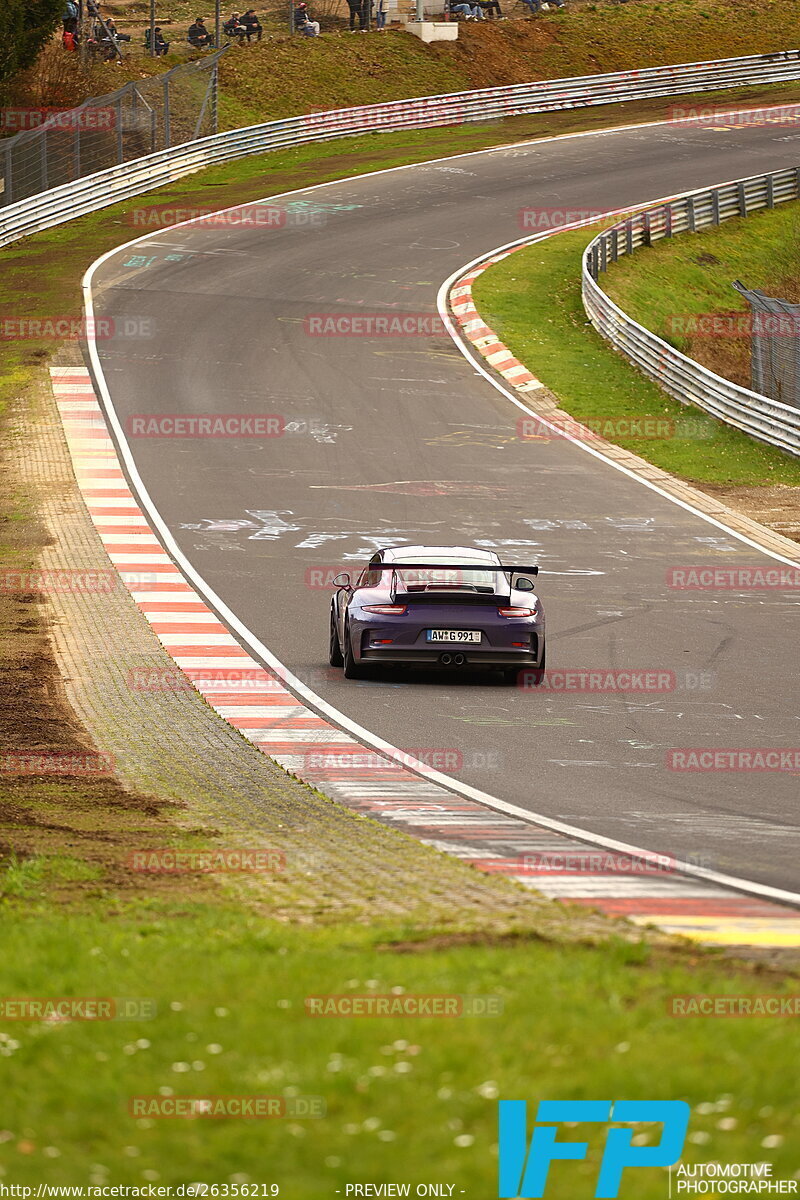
[440,652,466,667]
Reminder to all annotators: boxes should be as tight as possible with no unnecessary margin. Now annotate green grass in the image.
[472,225,800,485]
[0,899,798,1192]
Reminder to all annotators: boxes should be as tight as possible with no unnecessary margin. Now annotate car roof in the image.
[379,545,500,564]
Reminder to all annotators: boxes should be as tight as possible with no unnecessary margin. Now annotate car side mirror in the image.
[516,577,536,592]
[332,572,351,589]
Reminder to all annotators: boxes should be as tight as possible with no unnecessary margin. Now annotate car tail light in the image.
[498,606,537,617]
[362,604,407,615]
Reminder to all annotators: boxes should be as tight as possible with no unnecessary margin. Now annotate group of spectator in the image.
[188,10,264,45]
[61,0,132,58]
[448,0,563,16]
[344,0,388,30]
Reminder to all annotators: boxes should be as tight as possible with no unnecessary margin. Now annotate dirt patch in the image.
[0,406,223,911]
[693,482,800,544]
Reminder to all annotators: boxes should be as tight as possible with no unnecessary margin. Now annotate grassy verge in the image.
[0,903,799,1191]
[472,224,800,486]
[601,199,800,391]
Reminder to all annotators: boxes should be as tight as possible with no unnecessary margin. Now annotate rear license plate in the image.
[426,629,482,644]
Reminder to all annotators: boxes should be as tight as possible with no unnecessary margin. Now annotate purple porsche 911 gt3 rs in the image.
[328,545,545,684]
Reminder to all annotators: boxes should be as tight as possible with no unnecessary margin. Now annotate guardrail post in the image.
[643,212,651,245]
[611,227,619,262]
[625,219,633,256]
[766,174,775,209]
[737,181,747,216]
[711,190,720,225]
[687,195,695,232]
[665,205,673,238]
[599,235,607,274]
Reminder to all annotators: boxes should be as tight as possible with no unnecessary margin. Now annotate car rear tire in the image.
[329,607,344,667]
[343,623,367,679]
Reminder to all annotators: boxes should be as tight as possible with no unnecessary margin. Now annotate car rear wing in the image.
[355,562,539,603]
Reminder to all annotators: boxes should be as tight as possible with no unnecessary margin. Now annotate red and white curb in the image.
[449,247,547,393]
[52,365,800,947]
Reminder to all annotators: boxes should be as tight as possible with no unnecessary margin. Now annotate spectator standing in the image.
[375,0,387,28]
[187,16,214,46]
[346,0,364,30]
[240,9,262,38]
[62,0,78,32]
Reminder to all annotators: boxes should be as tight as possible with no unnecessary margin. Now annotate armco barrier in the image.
[3,51,800,248]
[582,167,800,457]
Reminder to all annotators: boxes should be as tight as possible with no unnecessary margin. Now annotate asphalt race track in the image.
[87,117,800,895]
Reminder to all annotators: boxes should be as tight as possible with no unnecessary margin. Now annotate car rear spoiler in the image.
[360,562,539,604]
[363,563,539,575]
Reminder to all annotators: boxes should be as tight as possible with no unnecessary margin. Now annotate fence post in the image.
[711,190,720,226]
[665,204,673,238]
[3,142,12,206]
[737,180,747,216]
[212,61,219,135]
[40,131,48,191]
[686,195,695,232]
[163,77,171,148]
[116,95,124,163]
[766,174,775,209]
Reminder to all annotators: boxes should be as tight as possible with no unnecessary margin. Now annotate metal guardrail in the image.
[582,167,800,457]
[3,50,800,248]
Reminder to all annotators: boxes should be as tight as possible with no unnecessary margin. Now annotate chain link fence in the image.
[732,281,800,411]
[0,49,225,208]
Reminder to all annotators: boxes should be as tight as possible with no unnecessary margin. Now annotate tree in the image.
[0,0,64,89]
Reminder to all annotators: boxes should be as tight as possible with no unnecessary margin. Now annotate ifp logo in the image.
[498,1100,690,1198]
